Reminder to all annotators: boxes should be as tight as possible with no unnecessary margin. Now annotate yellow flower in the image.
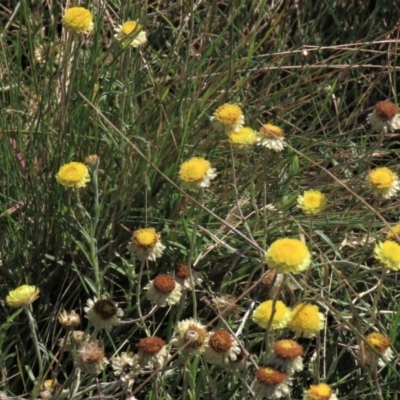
[128,227,166,261]
[367,167,400,199]
[265,238,311,274]
[289,303,325,338]
[386,224,400,242]
[228,126,257,146]
[6,285,40,308]
[211,103,244,133]
[368,100,400,133]
[304,383,337,400]
[56,162,91,189]
[297,190,327,215]
[374,240,400,271]
[114,21,147,48]
[362,332,394,368]
[257,123,287,152]
[62,7,94,34]
[179,157,217,189]
[252,300,291,330]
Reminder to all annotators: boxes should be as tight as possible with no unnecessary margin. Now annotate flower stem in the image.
[187,189,203,319]
[24,306,43,399]
[89,162,101,297]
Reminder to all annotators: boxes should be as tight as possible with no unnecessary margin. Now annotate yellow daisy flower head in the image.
[114,21,147,48]
[6,285,40,308]
[257,123,287,152]
[368,100,400,133]
[361,332,394,368]
[367,167,400,199]
[62,7,94,34]
[297,190,327,215]
[303,383,337,400]
[253,366,291,399]
[386,224,400,242]
[56,162,91,189]
[265,238,311,274]
[211,103,244,133]
[252,300,291,330]
[128,227,166,261]
[228,126,257,147]
[374,240,400,271]
[179,157,217,189]
[289,303,325,338]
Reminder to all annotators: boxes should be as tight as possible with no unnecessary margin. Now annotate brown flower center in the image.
[79,343,105,364]
[256,367,287,385]
[375,101,399,119]
[153,275,176,294]
[273,340,303,360]
[176,263,190,279]
[137,337,166,355]
[184,325,208,349]
[209,330,233,353]
[93,298,118,320]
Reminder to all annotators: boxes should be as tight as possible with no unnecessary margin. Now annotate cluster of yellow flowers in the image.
[61,7,147,48]
[47,99,400,399]
[211,102,288,151]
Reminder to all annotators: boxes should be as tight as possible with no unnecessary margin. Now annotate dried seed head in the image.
[175,263,190,279]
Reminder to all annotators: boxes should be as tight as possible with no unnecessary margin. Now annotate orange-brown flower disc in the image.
[209,330,233,353]
[153,274,176,294]
[375,101,399,119]
[137,337,166,355]
[256,367,287,385]
[273,340,304,359]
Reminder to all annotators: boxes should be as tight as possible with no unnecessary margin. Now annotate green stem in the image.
[24,306,43,399]
[89,164,101,297]
[187,189,203,319]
